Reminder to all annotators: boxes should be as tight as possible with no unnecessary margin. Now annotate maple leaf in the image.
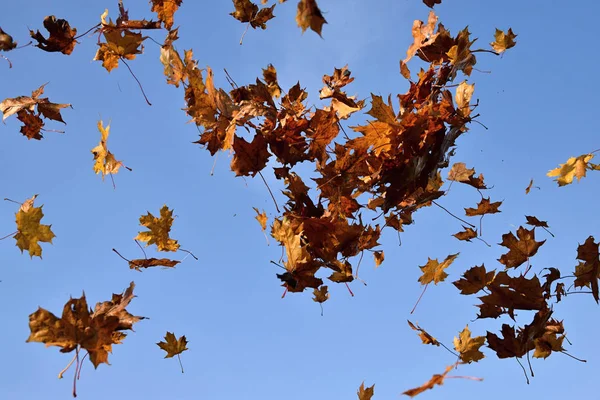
[574,236,600,302]
[418,253,459,285]
[230,0,276,29]
[30,16,77,55]
[129,257,180,271]
[455,81,474,118]
[296,0,327,36]
[0,83,71,139]
[454,325,485,363]
[373,251,384,267]
[498,226,545,269]
[402,365,453,398]
[13,195,55,258]
[312,285,329,303]
[453,226,477,242]
[150,0,182,30]
[479,272,546,314]
[547,153,600,186]
[94,30,145,72]
[453,264,494,295]
[0,27,17,51]
[525,178,534,194]
[422,0,442,7]
[91,120,125,180]
[533,332,565,359]
[262,64,281,98]
[464,197,502,216]
[357,382,375,400]
[27,282,144,369]
[486,324,527,358]
[408,320,440,346]
[157,332,189,358]
[447,27,477,77]
[403,11,439,65]
[231,133,270,176]
[135,205,180,252]
[253,207,268,231]
[490,28,517,53]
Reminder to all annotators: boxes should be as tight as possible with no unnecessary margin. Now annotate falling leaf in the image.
[312,285,329,303]
[453,226,477,242]
[0,27,17,51]
[486,324,527,358]
[296,0,327,36]
[465,197,501,216]
[408,320,440,346]
[453,325,485,363]
[498,226,545,269]
[418,253,459,285]
[91,120,125,180]
[129,257,180,271]
[525,179,534,194]
[453,264,494,295]
[402,365,453,397]
[231,133,270,176]
[30,16,77,55]
[150,0,182,30]
[94,30,145,72]
[135,205,180,252]
[373,251,384,267]
[490,28,517,53]
[253,207,268,231]
[357,382,375,400]
[27,282,144,368]
[230,0,276,29]
[422,0,442,7]
[547,153,600,186]
[455,81,474,118]
[13,195,55,258]
[574,236,599,302]
[157,331,189,358]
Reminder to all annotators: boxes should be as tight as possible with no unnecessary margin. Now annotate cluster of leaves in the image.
[1,0,598,398]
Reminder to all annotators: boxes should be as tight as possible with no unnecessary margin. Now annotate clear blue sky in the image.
[1,1,599,399]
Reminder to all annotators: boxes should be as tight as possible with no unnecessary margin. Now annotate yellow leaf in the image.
[135,205,180,252]
[14,196,55,258]
[547,153,598,186]
[91,120,124,179]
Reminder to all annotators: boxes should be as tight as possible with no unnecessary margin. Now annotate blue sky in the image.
[1,0,599,399]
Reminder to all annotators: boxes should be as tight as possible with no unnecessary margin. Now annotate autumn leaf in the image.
[91,120,125,180]
[525,178,535,194]
[253,207,268,231]
[453,226,477,242]
[296,0,327,36]
[27,282,144,368]
[230,0,276,30]
[465,197,501,216]
[422,0,442,7]
[129,257,180,271]
[30,16,77,55]
[453,264,494,295]
[157,332,189,358]
[533,332,565,359]
[408,320,440,346]
[498,226,545,269]
[150,0,182,30]
[403,11,439,65]
[94,30,145,72]
[454,325,485,363]
[135,205,180,252]
[402,365,453,398]
[357,382,374,400]
[262,64,281,98]
[13,195,55,258]
[0,83,71,139]
[231,133,270,176]
[547,153,600,186]
[312,285,329,303]
[486,324,527,358]
[490,28,517,53]
[418,253,459,285]
[574,236,599,302]
[455,81,474,118]
[0,27,17,51]
[373,251,384,267]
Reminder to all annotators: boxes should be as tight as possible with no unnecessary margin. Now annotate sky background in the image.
[1,0,599,399]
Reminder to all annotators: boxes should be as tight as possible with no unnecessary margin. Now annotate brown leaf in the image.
[150,0,182,30]
[408,320,440,346]
[30,16,77,55]
[574,236,600,302]
[402,365,453,397]
[94,30,145,72]
[357,382,375,400]
[486,324,527,358]
[418,253,459,285]
[157,331,189,358]
[253,207,268,231]
[129,257,180,271]
[231,133,270,176]
[0,27,17,51]
[453,226,477,242]
[296,0,327,36]
[312,285,329,303]
[453,264,494,295]
[423,0,442,7]
[373,251,384,268]
[465,197,501,216]
[498,226,545,269]
[490,28,517,53]
[454,325,485,363]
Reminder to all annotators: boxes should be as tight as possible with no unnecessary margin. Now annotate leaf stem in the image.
[120,57,152,106]
[258,171,280,213]
[410,283,429,314]
[432,201,476,228]
[177,353,184,373]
